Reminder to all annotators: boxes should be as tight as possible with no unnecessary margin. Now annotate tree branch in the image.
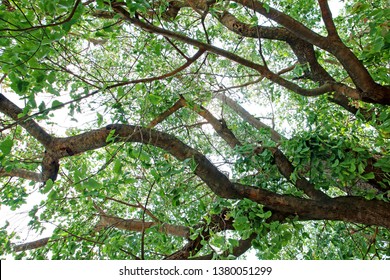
[0,93,53,147]
[96,213,190,238]
[53,124,241,198]
[236,183,390,228]
[182,97,242,149]
[147,95,187,128]
[234,0,390,104]
[52,124,390,228]
[0,167,43,182]
[13,237,50,252]
[318,0,340,39]
[110,48,206,88]
[196,8,375,116]
[1,108,384,231]
[110,6,338,100]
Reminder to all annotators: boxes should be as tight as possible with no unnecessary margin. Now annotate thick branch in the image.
[202,9,375,116]
[13,237,50,252]
[96,214,190,238]
[111,6,337,99]
[318,0,340,38]
[2,119,383,229]
[53,124,241,198]
[236,184,390,228]
[0,93,53,147]
[41,151,59,182]
[234,0,327,47]
[218,11,293,41]
[0,168,43,182]
[51,124,390,228]
[235,0,390,104]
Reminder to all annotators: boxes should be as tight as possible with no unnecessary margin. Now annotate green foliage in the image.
[337,1,389,82]
[0,0,389,260]
[0,137,13,157]
[0,222,14,258]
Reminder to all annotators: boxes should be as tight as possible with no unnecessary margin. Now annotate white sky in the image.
[329,0,343,16]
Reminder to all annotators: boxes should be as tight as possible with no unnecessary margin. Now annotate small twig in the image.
[105,196,160,222]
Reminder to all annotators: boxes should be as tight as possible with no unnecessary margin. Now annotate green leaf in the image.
[0,138,13,156]
[229,2,238,9]
[349,161,356,172]
[256,210,272,219]
[85,178,101,190]
[150,168,160,181]
[147,94,163,105]
[0,38,11,47]
[374,156,390,172]
[42,179,54,194]
[362,172,375,180]
[370,37,384,53]
[96,112,103,126]
[331,159,339,167]
[233,216,250,231]
[263,211,272,219]
[113,159,122,175]
[11,80,30,95]
[172,194,181,206]
[48,190,58,200]
[51,100,63,108]
[263,3,270,13]
[211,235,225,247]
[106,129,116,143]
[358,162,365,174]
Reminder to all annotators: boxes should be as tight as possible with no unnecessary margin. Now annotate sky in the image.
[329,0,344,16]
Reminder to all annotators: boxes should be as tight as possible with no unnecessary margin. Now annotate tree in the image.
[0,0,389,260]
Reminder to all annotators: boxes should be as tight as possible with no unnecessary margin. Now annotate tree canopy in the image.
[0,0,389,260]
